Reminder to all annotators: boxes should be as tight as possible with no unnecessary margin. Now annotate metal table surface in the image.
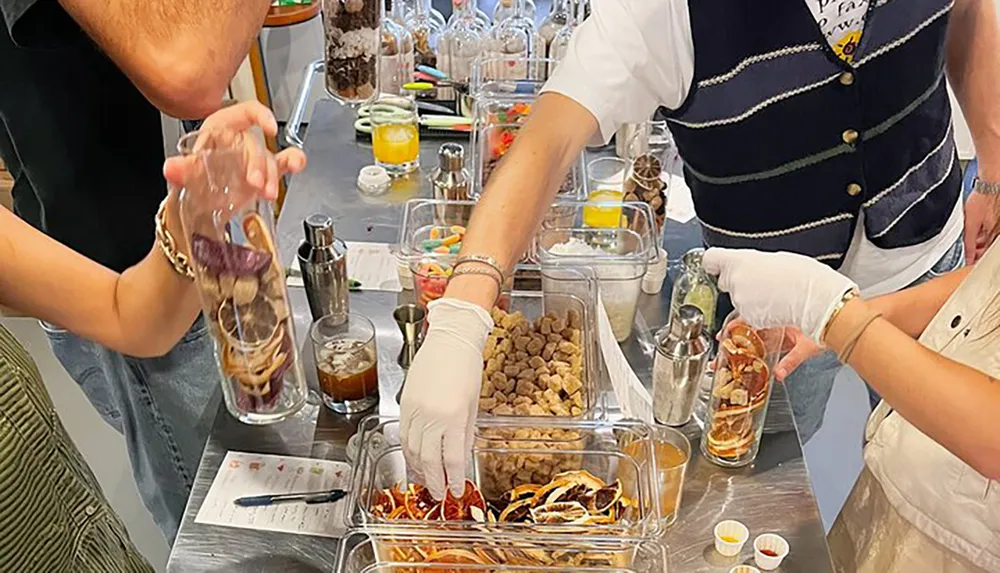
[167,99,833,573]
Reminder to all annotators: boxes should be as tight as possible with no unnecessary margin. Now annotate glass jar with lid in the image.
[670,248,719,331]
[380,0,415,95]
[404,0,443,68]
[323,0,383,104]
[486,0,545,79]
[438,0,487,99]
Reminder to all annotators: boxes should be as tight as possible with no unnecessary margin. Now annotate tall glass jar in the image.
[381,0,414,94]
[404,0,443,68]
[324,0,382,104]
[670,248,718,330]
[176,130,307,425]
[538,0,570,58]
[439,0,486,99]
[545,0,581,76]
[702,315,784,467]
[492,0,536,23]
[486,0,545,78]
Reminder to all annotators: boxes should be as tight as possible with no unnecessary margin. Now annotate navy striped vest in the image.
[664,0,961,267]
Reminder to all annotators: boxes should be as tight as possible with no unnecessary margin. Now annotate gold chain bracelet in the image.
[155,198,195,280]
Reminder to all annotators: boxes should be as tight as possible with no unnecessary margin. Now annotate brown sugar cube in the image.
[516,379,538,395]
[479,397,497,411]
[528,356,546,369]
[527,337,545,356]
[492,391,508,404]
[484,358,500,376]
[513,403,532,416]
[484,336,498,358]
[567,310,581,329]
[535,365,551,377]
[549,402,570,416]
[542,342,557,361]
[547,375,564,394]
[481,378,495,398]
[512,395,532,407]
[540,318,553,335]
[498,338,513,355]
[562,374,583,395]
[503,364,521,378]
[551,317,566,333]
[493,404,514,416]
[528,404,548,416]
[517,369,537,383]
[570,406,584,416]
[547,333,563,344]
[571,392,584,408]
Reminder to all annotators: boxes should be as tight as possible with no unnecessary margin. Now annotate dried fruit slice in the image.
[725,324,766,358]
[509,484,540,502]
[498,498,532,522]
[369,489,395,517]
[530,501,588,524]
[588,480,623,514]
[404,484,435,519]
[219,295,280,348]
[424,502,442,521]
[424,549,488,564]
[386,505,408,519]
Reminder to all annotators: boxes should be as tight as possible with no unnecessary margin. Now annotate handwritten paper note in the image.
[195,452,352,538]
[596,295,654,423]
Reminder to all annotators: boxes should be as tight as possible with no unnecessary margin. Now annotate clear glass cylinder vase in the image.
[323,0,383,104]
[701,314,784,467]
[177,130,307,425]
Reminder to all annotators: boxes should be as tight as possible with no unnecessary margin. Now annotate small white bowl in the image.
[714,520,749,557]
[729,567,761,573]
[642,248,669,294]
[753,533,789,570]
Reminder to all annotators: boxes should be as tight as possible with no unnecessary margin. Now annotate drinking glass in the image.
[584,157,629,229]
[371,94,420,176]
[311,313,380,414]
[650,424,690,528]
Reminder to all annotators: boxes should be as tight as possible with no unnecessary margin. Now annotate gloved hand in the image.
[399,298,494,500]
[702,248,858,343]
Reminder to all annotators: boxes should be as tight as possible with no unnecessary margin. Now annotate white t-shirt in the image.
[543,0,963,297]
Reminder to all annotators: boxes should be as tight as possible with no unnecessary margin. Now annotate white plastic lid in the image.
[357,165,391,195]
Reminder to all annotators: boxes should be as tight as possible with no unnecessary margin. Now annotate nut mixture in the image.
[479,308,586,418]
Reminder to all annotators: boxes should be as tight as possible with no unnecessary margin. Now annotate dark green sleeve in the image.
[1,0,84,49]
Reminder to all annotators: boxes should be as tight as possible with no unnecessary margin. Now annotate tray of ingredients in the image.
[335,529,670,571]
[347,416,661,542]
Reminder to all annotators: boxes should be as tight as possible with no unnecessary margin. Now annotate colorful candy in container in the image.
[177,129,307,425]
[411,259,453,307]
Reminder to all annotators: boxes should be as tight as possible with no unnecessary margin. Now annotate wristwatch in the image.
[973,177,1000,196]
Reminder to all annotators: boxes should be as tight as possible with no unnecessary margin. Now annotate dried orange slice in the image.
[425,549,488,564]
[386,505,408,519]
[369,489,395,517]
[442,480,487,521]
[424,502,442,521]
[530,501,588,524]
[404,484,435,519]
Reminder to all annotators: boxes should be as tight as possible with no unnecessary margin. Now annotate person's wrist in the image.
[444,273,500,310]
[822,298,869,356]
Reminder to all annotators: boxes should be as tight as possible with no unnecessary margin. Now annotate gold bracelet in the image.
[450,266,503,301]
[155,198,195,280]
[454,254,507,283]
[821,287,859,344]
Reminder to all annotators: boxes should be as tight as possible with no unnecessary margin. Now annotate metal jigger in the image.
[393,304,427,405]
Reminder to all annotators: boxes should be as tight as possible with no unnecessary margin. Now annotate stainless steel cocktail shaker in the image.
[653,304,712,426]
[297,214,349,322]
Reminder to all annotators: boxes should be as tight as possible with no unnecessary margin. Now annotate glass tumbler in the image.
[701,313,785,467]
[584,157,629,229]
[177,129,307,425]
[371,94,420,176]
[311,313,380,414]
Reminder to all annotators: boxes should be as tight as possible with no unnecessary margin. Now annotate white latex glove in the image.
[702,248,858,343]
[399,298,494,500]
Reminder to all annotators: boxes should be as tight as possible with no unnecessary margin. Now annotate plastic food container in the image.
[347,416,662,541]
[535,202,657,342]
[468,57,586,200]
[335,529,671,572]
[177,130,308,426]
[701,313,785,467]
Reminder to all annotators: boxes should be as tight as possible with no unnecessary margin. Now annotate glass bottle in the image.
[381,0,414,94]
[176,129,307,425]
[439,0,486,98]
[702,314,784,467]
[538,0,570,58]
[670,248,719,331]
[486,0,545,79]
[323,0,383,104]
[492,0,535,24]
[405,0,444,68]
[546,0,582,76]
[397,0,445,27]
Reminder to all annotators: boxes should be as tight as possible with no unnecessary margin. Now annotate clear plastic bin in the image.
[347,416,662,541]
[335,529,670,572]
[535,202,657,342]
[468,57,586,200]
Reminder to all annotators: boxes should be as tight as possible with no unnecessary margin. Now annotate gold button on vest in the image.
[847,183,863,197]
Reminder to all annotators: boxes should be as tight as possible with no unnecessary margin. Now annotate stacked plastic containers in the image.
[343,415,669,571]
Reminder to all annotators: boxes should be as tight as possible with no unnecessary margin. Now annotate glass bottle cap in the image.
[358,165,391,195]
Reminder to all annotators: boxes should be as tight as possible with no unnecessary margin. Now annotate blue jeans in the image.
[41,316,221,544]
[785,238,966,443]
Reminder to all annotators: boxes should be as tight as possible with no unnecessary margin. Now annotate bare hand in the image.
[775,328,824,381]
[161,101,306,199]
[962,191,1000,265]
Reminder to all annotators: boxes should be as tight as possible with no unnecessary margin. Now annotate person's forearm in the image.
[0,204,200,357]
[867,266,972,337]
[58,0,271,118]
[947,0,1000,178]
[825,299,1000,479]
[446,93,598,308]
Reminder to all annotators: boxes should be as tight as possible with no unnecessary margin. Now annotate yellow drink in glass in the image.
[583,189,624,228]
[372,123,420,166]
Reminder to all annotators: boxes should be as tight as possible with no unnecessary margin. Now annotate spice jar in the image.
[701,314,784,467]
[670,248,718,331]
[177,130,307,425]
[324,0,382,104]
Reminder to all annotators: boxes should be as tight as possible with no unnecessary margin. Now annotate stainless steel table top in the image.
[167,99,834,573]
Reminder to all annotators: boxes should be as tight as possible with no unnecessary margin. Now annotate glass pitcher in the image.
[176,130,307,425]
